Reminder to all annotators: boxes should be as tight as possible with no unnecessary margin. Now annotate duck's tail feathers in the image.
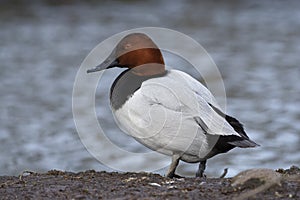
[228,138,260,148]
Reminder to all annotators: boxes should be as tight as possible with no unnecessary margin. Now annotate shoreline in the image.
[0,166,299,199]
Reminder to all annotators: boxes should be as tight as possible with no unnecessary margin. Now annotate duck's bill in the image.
[87,60,119,73]
[87,49,120,73]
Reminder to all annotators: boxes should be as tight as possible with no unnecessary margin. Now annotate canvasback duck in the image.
[87,33,259,178]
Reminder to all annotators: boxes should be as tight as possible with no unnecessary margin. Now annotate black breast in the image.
[110,69,167,110]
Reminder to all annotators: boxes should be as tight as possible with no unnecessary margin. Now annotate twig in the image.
[19,170,36,182]
[219,168,228,178]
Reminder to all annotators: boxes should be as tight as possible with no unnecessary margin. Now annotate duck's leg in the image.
[166,154,182,178]
[196,160,207,177]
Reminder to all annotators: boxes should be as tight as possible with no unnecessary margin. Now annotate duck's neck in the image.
[131,63,166,76]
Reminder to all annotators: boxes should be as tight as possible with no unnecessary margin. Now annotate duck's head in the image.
[87,33,165,76]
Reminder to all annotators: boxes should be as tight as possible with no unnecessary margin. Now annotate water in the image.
[0,1,299,177]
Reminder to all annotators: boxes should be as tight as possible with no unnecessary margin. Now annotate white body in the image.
[112,70,239,163]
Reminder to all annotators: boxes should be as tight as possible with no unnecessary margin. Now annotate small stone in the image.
[148,182,161,187]
[123,177,137,182]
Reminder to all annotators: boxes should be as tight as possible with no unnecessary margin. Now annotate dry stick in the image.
[233,181,281,200]
[219,168,228,178]
[19,170,36,182]
[0,170,36,187]
[232,169,282,200]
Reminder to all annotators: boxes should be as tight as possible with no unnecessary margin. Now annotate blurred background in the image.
[0,0,299,177]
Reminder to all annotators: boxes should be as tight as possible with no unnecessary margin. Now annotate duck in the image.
[87,33,259,178]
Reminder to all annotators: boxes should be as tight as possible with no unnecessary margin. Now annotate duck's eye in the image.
[124,43,132,50]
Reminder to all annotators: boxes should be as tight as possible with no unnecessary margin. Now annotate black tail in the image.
[208,103,260,149]
[226,136,259,148]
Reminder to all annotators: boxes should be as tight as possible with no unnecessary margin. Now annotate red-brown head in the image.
[87,33,165,76]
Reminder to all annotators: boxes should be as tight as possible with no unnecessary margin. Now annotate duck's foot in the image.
[166,154,181,178]
[167,173,184,179]
[196,160,207,178]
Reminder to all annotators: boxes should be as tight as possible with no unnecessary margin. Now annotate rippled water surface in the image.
[1,1,299,177]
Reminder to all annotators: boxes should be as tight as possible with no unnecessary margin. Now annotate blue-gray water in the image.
[1,1,299,177]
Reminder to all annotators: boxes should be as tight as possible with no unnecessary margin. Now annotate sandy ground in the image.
[0,166,299,200]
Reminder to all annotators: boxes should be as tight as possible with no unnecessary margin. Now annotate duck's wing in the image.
[170,70,219,107]
[140,70,241,137]
[171,70,259,147]
[169,70,245,136]
[207,103,259,147]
